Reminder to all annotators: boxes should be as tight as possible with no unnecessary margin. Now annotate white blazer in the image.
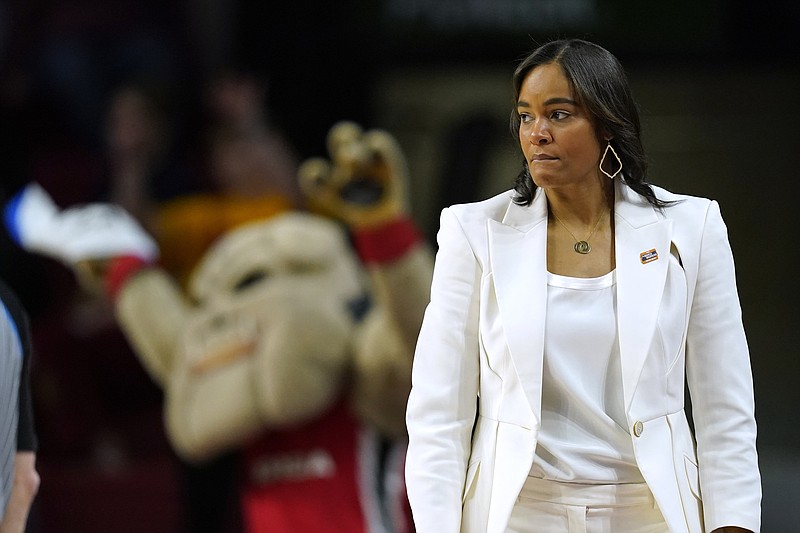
[405,180,761,533]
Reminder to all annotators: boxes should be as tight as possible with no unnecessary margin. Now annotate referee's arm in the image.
[0,280,39,533]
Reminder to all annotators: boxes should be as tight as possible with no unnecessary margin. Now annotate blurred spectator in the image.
[155,69,301,288]
[204,68,300,203]
[103,82,199,231]
[23,81,196,533]
[26,0,195,150]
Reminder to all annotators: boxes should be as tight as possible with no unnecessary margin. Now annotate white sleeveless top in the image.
[530,270,644,484]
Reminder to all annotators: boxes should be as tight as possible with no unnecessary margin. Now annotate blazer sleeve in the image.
[405,207,482,533]
[685,200,761,532]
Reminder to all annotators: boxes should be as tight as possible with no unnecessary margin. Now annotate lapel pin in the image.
[640,248,658,264]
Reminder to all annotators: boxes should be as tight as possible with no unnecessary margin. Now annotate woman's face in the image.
[517,63,603,191]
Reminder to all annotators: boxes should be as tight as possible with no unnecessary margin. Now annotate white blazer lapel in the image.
[486,183,673,416]
[614,181,673,409]
[488,189,548,418]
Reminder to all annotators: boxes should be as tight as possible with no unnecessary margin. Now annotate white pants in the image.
[507,476,669,533]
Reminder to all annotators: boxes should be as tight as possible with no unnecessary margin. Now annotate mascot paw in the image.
[4,183,159,264]
[297,121,409,229]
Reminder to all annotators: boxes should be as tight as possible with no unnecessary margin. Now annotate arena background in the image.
[0,0,797,531]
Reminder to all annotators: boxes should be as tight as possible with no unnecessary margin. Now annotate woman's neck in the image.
[544,178,614,226]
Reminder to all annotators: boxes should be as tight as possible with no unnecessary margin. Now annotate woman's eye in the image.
[551,111,569,120]
[519,114,533,124]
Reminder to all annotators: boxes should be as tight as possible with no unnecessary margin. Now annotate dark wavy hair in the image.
[510,39,669,209]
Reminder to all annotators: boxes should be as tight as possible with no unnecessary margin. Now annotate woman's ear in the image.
[594,126,612,144]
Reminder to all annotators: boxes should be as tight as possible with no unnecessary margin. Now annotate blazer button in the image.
[633,420,644,437]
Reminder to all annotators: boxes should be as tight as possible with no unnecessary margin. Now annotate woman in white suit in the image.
[405,39,760,533]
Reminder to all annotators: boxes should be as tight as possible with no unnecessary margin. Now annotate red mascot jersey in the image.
[241,395,412,533]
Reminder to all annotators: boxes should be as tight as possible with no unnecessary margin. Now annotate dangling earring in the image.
[599,140,622,179]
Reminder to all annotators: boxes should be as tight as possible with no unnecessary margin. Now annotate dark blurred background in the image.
[0,0,797,531]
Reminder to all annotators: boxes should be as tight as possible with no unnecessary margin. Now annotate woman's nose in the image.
[529,121,551,144]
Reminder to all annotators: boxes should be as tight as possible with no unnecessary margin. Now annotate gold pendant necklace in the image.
[551,210,607,255]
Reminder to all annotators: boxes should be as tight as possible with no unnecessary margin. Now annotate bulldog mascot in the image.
[5,122,433,533]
